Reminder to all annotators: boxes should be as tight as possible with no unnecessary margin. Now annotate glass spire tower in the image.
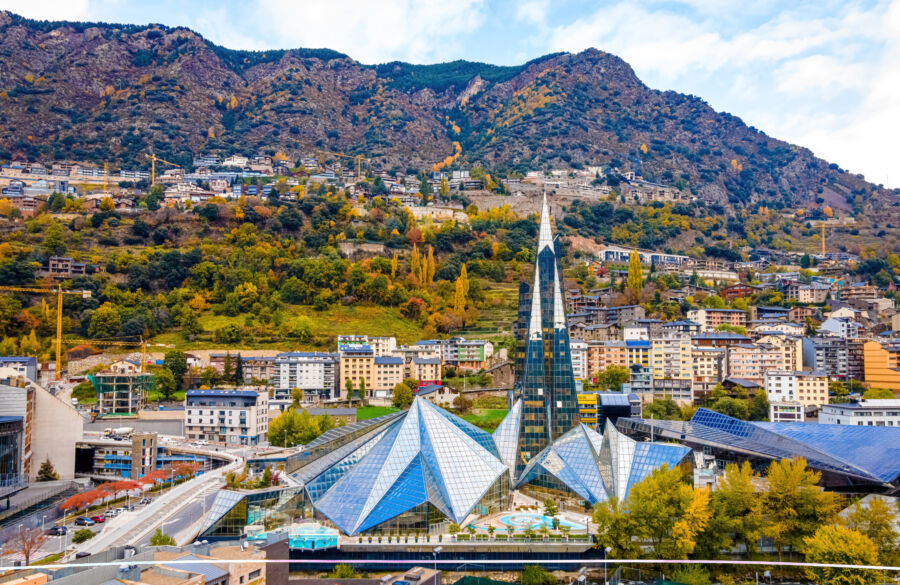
[513,195,579,477]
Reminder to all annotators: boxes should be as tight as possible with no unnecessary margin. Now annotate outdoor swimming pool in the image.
[496,513,586,531]
[288,524,339,549]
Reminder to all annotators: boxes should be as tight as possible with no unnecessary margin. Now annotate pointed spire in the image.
[538,193,553,253]
[553,262,567,329]
[527,262,542,340]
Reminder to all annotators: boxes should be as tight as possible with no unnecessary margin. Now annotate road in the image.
[134,489,219,548]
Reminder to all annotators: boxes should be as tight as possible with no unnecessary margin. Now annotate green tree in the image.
[669,565,710,585]
[596,365,630,391]
[328,564,358,579]
[41,222,67,256]
[154,368,177,401]
[709,396,750,420]
[626,250,643,301]
[521,565,556,585]
[200,367,220,388]
[345,378,354,402]
[88,302,122,338]
[842,496,898,563]
[162,350,188,389]
[392,383,413,409]
[223,352,234,381]
[291,388,304,407]
[36,457,59,481]
[178,306,201,340]
[234,353,244,384]
[72,528,95,544]
[863,387,895,399]
[543,498,558,527]
[358,377,366,400]
[642,396,681,420]
[748,392,769,421]
[149,528,176,546]
[762,457,842,559]
[803,525,878,585]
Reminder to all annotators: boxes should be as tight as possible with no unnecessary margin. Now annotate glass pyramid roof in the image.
[310,398,507,535]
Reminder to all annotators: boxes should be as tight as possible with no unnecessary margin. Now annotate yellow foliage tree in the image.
[410,244,421,285]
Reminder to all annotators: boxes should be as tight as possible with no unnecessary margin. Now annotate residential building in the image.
[727,343,788,383]
[575,391,641,429]
[185,389,268,445]
[373,356,404,397]
[457,339,493,370]
[863,341,900,391]
[569,322,622,341]
[769,401,806,422]
[785,281,830,303]
[339,345,375,396]
[803,337,851,380]
[721,283,756,300]
[692,331,751,348]
[570,339,588,379]
[753,306,791,320]
[820,399,900,426]
[0,357,37,381]
[764,370,829,408]
[687,308,747,331]
[595,245,692,267]
[788,306,817,323]
[820,317,864,339]
[408,357,441,386]
[651,331,692,381]
[43,256,89,280]
[691,346,726,399]
[837,283,880,301]
[585,340,628,376]
[274,352,339,401]
[584,304,646,327]
[750,320,805,336]
[625,339,652,369]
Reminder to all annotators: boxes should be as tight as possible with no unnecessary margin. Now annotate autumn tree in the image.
[425,246,436,286]
[88,303,122,338]
[626,250,643,302]
[842,496,898,564]
[695,462,763,558]
[6,527,47,564]
[41,222,67,256]
[453,263,469,313]
[803,525,878,585]
[392,382,413,409]
[761,457,841,559]
[410,244,421,285]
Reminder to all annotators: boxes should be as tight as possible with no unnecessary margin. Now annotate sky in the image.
[1,0,897,186]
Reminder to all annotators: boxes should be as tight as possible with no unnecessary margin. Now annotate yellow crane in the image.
[0,286,92,379]
[315,148,365,182]
[143,153,181,185]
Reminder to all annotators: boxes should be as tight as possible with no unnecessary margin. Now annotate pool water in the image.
[496,513,586,531]
[289,523,339,550]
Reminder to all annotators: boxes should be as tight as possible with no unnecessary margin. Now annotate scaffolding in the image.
[89,372,154,415]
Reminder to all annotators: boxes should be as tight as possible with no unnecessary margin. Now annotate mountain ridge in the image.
[0,10,890,212]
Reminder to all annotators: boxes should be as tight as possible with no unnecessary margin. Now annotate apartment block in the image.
[373,356,404,397]
[691,346,726,399]
[764,370,829,408]
[651,332,692,381]
[409,357,441,386]
[274,352,339,401]
[862,341,900,392]
[820,398,900,426]
[185,389,268,445]
[570,339,588,380]
[687,308,747,331]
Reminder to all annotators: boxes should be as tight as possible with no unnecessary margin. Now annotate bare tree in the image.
[6,527,48,565]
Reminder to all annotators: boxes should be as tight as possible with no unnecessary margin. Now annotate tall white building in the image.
[274,352,339,401]
[570,339,588,380]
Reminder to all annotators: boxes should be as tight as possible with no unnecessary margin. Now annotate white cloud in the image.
[0,0,90,21]
[516,0,549,25]
[543,0,899,182]
[255,0,486,64]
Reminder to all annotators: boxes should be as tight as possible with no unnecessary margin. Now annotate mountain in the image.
[0,11,889,209]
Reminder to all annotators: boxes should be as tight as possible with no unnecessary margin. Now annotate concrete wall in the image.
[32,386,83,479]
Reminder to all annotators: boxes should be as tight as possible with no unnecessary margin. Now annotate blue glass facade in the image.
[617,408,900,490]
[514,195,580,477]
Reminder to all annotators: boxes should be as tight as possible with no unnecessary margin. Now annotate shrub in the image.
[72,528,95,544]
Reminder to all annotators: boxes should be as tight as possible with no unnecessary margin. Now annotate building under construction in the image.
[89,371,154,415]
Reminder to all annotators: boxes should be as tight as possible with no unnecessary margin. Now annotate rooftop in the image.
[185,389,259,398]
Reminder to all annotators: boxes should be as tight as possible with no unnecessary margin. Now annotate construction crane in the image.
[143,153,181,185]
[315,148,365,182]
[0,286,92,379]
[62,336,165,374]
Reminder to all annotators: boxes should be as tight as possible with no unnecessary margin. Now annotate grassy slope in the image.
[357,406,400,420]
[462,408,508,433]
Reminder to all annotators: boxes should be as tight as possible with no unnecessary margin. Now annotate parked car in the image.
[139,497,152,505]
[106,509,119,517]
[45,526,67,536]
[90,515,105,523]
[74,517,94,526]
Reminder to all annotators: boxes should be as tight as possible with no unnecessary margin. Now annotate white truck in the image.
[103,426,135,439]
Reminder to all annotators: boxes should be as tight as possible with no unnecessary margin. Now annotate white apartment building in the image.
[764,370,829,408]
[691,346,725,397]
[819,399,900,426]
[274,352,339,401]
[570,339,588,380]
[769,401,806,423]
[185,389,268,446]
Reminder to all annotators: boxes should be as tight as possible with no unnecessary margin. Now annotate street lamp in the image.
[432,546,442,573]
[604,546,611,585]
[41,515,47,531]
